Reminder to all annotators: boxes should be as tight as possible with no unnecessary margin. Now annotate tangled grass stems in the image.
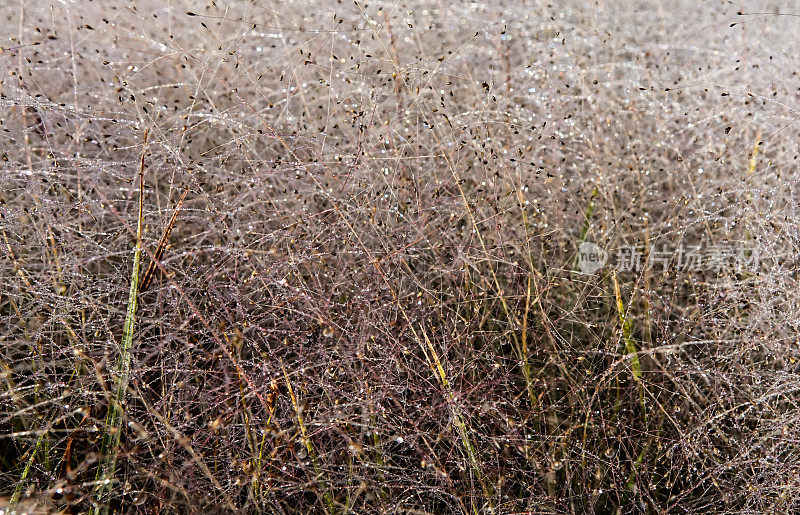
[4,2,800,512]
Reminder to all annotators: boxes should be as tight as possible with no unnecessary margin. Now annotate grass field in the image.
[3,1,800,513]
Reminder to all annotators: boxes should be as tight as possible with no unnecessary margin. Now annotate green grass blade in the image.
[9,431,46,508]
[92,129,147,514]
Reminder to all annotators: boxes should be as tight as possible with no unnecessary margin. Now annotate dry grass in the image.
[3,1,800,513]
